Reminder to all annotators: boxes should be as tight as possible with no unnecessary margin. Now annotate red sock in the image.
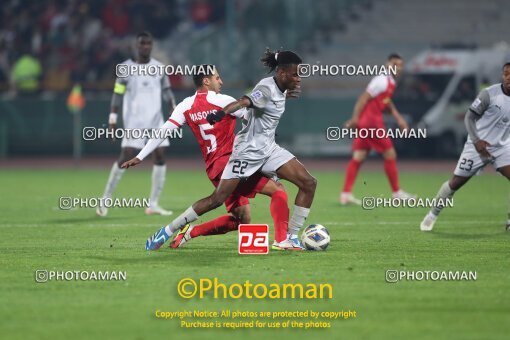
[270,190,289,242]
[343,159,361,193]
[384,159,400,192]
[190,215,239,238]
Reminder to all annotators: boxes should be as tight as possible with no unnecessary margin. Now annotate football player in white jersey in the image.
[96,31,176,217]
[420,63,510,231]
[144,49,317,251]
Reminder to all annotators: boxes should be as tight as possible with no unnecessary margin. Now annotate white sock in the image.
[426,211,437,220]
[102,162,125,199]
[150,165,166,208]
[164,206,198,235]
[431,181,455,216]
[288,205,310,237]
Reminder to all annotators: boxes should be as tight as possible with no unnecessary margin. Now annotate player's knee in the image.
[353,150,367,162]
[118,156,132,167]
[302,175,317,193]
[152,151,165,165]
[240,212,251,224]
[117,153,130,166]
[352,155,363,162]
[383,149,397,160]
[153,158,165,166]
[118,149,136,165]
[498,166,510,180]
[275,181,286,192]
[262,180,286,197]
[231,207,251,224]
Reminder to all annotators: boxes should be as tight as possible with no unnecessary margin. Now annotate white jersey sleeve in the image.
[229,108,248,119]
[366,75,388,97]
[168,100,189,127]
[469,89,490,116]
[136,120,179,160]
[465,84,510,147]
[246,84,272,109]
[207,92,246,118]
[208,93,236,107]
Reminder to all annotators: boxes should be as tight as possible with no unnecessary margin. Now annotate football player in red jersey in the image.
[340,53,416,205]
[121,66,297,250]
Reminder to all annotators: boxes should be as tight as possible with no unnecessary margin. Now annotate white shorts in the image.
[121,135,170,150]
[121,114,169,149]
[453,142,510,177]
[221,145,295,180]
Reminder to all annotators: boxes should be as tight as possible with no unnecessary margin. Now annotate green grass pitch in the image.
[0,167,509,339]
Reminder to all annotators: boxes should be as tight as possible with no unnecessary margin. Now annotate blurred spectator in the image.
[0,0,232,92]
[102,0,130,36]
[190,0,213,29]
[11,48,42,94]
[452,78,475,104]
[0,40,10,84]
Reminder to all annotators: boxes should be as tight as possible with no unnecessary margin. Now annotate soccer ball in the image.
[301,224,330,251]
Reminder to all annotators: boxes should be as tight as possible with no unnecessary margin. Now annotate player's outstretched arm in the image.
[206,96,252,125]
[224,96,252,114]
[345,91,371,128]
[121,157,141,169]
[121,120,179,169]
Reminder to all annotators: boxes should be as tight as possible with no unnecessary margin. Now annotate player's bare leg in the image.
[171,179,295,249]
[145,178,241,250]
[507,190,510,231]
[96,147,138,217]
[192,178,242,214]
[145,147,172,216]
[170,204,250,248]
[341,150,367,205]
[171,179,290,248]
[231,205,251,224]
[497,165,510,230]
[382,147,416,200]
[276,158,317,247]
[277,158,317,207]
[507,188,510,230]
[420,175,471,231]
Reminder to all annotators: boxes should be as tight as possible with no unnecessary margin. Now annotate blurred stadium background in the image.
[0,0,509,160]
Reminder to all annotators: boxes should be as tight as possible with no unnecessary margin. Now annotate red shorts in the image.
[352,126,394,154]
[207,155,269,212]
